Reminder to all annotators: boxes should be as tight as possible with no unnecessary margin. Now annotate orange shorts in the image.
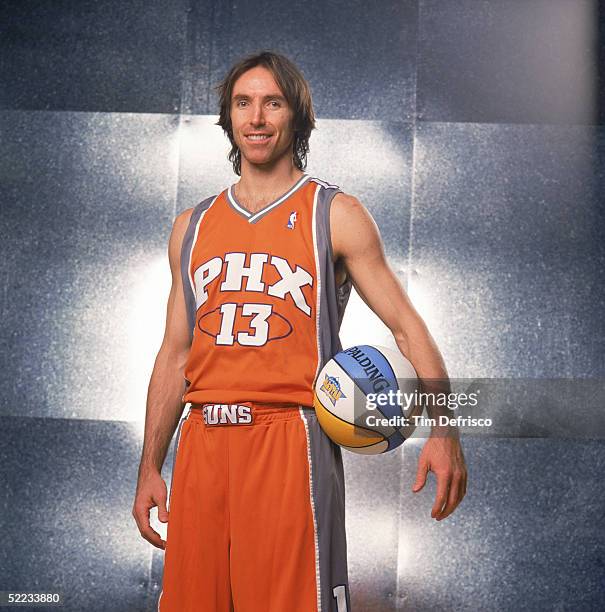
[157,402,351,612]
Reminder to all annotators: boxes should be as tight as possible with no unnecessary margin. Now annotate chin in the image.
[243,153,275,166]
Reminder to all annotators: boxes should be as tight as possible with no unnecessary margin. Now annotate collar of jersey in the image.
[227,173,310,224]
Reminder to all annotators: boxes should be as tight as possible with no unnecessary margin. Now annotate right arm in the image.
[132,207,194,549]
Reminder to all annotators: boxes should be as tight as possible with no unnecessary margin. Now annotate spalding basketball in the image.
[313,345,422,454]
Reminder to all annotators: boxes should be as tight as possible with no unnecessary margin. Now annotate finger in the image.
[436,477,462,520]
[412,456,429,492]
[431,472,451,518]
[133,504,166,549]
[142,526,166,549]
[157,491,169,523]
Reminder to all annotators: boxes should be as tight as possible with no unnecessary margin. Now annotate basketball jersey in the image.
[179,173,352,406]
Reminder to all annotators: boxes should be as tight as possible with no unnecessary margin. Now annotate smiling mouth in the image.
[245,134,272,142]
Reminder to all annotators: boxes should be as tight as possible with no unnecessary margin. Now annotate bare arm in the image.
[132,207,194,548]
[139,207,193,473]
[331,194,449,392]
[331,192,467,520]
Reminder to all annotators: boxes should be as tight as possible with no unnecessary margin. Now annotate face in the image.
[230,65,296,170]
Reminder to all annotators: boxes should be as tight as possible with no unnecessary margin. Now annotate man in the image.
[132,50,467,612]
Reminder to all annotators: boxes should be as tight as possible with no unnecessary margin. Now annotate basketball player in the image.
[132,51,467,611]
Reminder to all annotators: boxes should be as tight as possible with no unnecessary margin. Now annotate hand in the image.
[132,468,169,549]
[411,432,467,520]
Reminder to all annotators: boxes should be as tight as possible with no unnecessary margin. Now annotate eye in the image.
[268,100,280,108]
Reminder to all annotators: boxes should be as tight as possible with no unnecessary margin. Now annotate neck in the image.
[236,155,305,199]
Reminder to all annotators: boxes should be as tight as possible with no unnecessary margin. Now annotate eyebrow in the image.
[232,93,287,102]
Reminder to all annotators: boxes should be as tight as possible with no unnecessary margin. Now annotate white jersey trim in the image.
[309,176,340,190]
[299,406,322,612]
[312,182,323,381]
[157,405,191,611]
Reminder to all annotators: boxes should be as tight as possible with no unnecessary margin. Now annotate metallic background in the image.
[1,0,604,610]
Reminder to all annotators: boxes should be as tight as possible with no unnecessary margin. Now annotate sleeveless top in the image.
[179,173,352,406]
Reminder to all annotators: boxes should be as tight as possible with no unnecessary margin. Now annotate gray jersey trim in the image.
[299,406,351,612]
[227,172,310,224]
[313,181,353,372]
[180,195,218,343]
[180,179,352,360]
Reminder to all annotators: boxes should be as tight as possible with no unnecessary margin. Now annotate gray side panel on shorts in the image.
[303,407,351,612]
[315,182,353,370]
[179,195,216,342]
[167,413,188,509]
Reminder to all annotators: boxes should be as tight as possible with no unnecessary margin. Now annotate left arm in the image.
[331,192,467,520]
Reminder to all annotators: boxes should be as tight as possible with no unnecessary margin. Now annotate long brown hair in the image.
[215,50,316,176]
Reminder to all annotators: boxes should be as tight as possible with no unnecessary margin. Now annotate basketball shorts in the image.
[157,402,351,612]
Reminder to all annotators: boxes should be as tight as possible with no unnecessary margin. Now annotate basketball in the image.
[313,345,422,454]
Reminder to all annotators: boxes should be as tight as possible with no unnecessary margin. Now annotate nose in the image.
[250,101,266,126]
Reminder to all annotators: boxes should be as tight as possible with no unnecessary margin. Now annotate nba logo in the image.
[287,211,297,229]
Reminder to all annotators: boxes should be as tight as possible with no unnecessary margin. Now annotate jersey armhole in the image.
[179,194,218,341]
[324,188,351,289]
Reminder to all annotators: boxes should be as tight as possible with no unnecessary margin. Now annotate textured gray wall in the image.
[1,1,604,611]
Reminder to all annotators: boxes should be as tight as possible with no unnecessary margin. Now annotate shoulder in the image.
[167,207,194,264]
[173,193,219,233]
[330,192,381,259]
[331,191,365,215]
[175,206,194,228]
[170,207,194,245]
[169,197,207,253]
[331,191,376,231]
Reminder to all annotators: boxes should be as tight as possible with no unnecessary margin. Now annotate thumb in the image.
[412,458,429,493]
[157,495,169,523]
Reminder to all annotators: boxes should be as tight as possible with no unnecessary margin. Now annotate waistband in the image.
[187,402,314,425]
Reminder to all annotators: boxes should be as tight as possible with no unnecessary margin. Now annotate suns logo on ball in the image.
[319,374,347,406]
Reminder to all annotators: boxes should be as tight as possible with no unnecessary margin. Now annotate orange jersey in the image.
[179,174,352,406]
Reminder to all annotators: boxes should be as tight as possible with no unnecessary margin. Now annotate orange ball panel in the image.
[313,394,385,448]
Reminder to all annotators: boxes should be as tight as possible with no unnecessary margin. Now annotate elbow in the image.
[392,315,430,356]
[156,345,190,374]
[392,328,411,356]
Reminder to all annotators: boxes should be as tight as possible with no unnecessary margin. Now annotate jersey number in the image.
[333,585,349,612]
[216,302,272,346]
